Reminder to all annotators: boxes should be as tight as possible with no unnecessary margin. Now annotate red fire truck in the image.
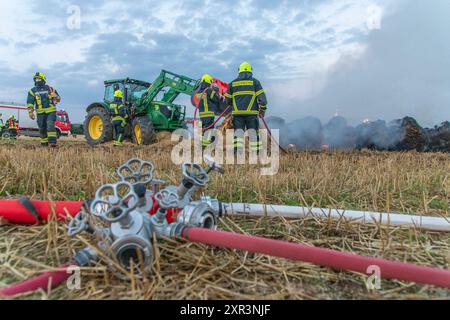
[0,103,71,138]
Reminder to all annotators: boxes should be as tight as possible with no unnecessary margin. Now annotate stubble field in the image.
[0,136,449,299]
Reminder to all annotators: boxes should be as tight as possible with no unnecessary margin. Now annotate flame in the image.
[363,118,370,124]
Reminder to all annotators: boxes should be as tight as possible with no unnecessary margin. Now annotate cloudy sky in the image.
[0,0,448,126]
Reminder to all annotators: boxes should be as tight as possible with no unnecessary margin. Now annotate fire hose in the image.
[1,158,450,297]
[259,115,288,154]
[1,200,448,232]
[0,197,82,224]
[0,264,74,297]
[193,106,287,153]
[192,87,287,153]
[221,203,450,232]
[194,106,232,133]
[3,224,450,298]
[183,228,450,288]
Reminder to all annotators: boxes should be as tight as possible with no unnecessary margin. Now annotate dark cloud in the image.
[282,0,450,126]
[3,0,448,129]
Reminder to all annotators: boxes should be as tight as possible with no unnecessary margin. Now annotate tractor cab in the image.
[104,78,151,106]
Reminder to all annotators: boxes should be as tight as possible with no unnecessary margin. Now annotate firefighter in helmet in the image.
[7,115,19,139]
[110,86,127,146]
[196,74,221,148]
[27,72,61,147]
[225,62,268,154]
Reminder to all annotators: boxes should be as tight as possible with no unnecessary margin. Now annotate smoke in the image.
[266,115,449,152]
[277,0,450,127]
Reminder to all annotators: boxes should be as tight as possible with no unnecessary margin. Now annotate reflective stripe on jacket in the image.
[27,85,60,114]
[197,83,220,119]
[225,72,267,116]
[110,97,126,122]
[7,119,18,129]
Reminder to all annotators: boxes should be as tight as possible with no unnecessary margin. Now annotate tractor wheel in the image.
[84,107,113,145]
[132,116,156,145]
[1,132,10,140]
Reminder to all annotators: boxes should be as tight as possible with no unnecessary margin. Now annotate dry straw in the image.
[0,137,449,299]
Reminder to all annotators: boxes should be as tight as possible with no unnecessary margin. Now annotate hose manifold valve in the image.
[67,157,224,277]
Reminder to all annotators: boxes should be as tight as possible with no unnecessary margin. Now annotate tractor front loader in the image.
[84,70,199,145]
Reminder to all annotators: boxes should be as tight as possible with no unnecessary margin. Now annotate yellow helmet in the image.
[9,115,14,119]
[239,61,253,73]
[201,74,213,85]
[34,72,47,82]
[114,90,123,99]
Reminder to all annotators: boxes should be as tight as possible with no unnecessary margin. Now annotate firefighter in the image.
[225,62,268,154]
[7,115,19,139]
[27,72,61,147]
[110,88,127,146]
[113,84,122,99]
[197,74,221,148]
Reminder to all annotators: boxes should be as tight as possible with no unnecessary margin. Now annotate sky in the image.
[0,0,448,126]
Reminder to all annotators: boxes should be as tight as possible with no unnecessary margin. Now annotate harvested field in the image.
[0,136,449,300]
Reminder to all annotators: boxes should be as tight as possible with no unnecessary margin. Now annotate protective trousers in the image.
[113,119,125,146]
[201,117,215,148]
[8,128,17,139]
[37,112,57,145]
[232,115,262,154]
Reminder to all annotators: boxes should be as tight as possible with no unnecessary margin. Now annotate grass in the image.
[0,136,449,300]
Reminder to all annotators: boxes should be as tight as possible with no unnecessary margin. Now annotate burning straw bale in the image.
[425,121,450,152]
[266,116,323,150]
[389,117,427,152]
[323,116,356,150]
[273,115,449,152]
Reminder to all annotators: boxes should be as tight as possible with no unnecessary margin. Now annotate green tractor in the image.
[84,70,199,145]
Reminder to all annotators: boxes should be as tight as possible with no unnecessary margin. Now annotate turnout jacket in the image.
[110,95,126,121]
[7,118,18,129]
[196,83,221,118]
[27,84,60,114]
[225,72,267,116]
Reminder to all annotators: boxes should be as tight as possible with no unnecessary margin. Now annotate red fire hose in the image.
[259,115,288,154]
[202,106,231,132]
[194,107,287,155]
[3,225,450,296]
[0,264,74,297]
[0,199,82,224]
[183,227,450,288]
[193,105,231,133]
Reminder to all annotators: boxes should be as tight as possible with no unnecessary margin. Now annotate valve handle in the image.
[117,158,154,186]
[67,211,88,237]
[204,155,225,174]
[182,163,209,187]
[90,182,138,223]
[156,189,180,209]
